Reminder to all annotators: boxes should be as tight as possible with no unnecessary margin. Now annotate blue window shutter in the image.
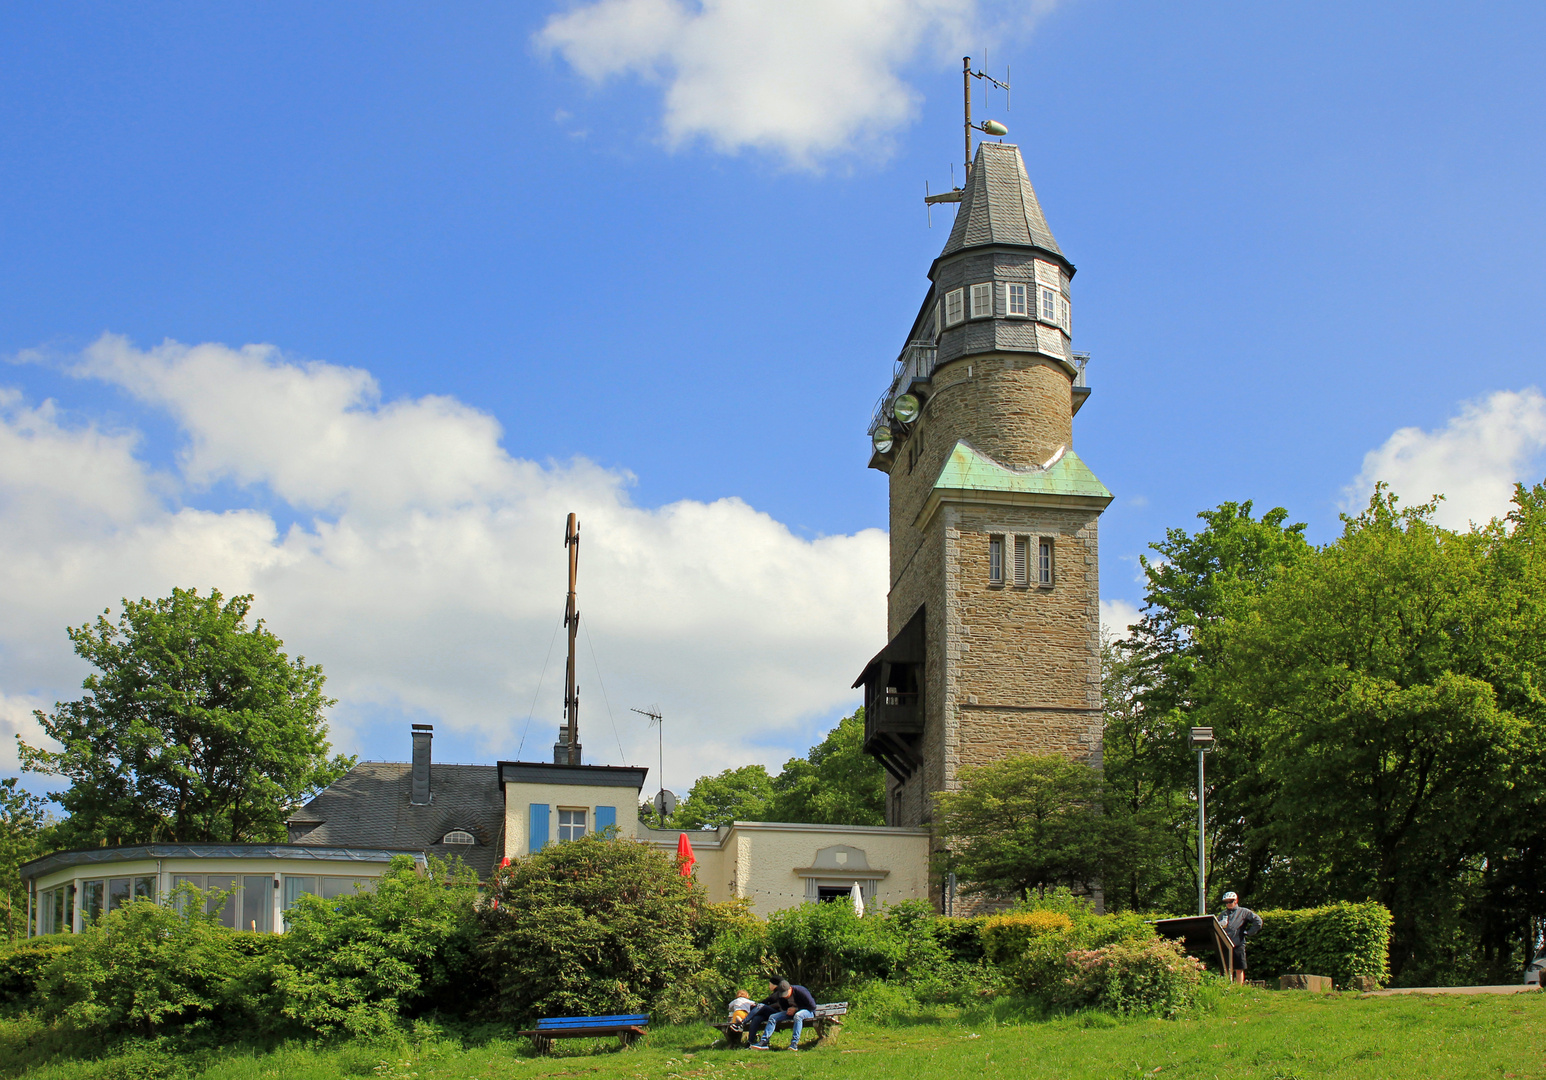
[528,804,550,853]
[594,806,617,835]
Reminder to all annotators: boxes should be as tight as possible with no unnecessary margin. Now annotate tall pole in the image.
[1197,748,1207,915]
[563,513,580,765]
[963,56,972,184]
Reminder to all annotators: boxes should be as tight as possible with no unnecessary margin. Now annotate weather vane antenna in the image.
[924,54,1011,224]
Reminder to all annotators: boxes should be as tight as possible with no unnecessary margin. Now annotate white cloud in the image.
[1100,598,1140,641]
[1,336,887,786]
[535,0,1057,167]
[1344,388,1546,530]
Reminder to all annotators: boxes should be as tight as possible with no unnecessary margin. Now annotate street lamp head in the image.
[1189,727,1215,751]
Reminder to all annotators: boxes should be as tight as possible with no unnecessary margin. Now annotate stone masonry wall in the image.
[884,352,1101,835]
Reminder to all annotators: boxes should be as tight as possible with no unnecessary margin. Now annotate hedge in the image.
[1246,901,1392,988]
[0,934,74,1008]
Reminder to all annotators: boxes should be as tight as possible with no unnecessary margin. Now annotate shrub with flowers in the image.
[1058,936,1206,1017]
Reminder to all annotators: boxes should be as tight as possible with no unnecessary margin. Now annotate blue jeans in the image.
[764,1008,815,1045]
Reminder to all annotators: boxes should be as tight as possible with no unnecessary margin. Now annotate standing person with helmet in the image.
[1218,891,1263,985]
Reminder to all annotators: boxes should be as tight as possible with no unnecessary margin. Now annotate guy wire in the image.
[581,617,628,764]
[515,609,566,759]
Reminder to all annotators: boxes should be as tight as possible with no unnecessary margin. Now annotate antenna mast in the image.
[926,56,1010,210]
[562,513,581,765]
[631,706,668,821]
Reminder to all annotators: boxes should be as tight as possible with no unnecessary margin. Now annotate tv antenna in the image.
[925,55,1011,224]
[631,706,674,821]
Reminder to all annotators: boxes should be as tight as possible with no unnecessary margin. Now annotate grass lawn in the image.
[3,989,1542,1080]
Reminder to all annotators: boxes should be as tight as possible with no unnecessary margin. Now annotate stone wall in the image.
[883,351,1103,843]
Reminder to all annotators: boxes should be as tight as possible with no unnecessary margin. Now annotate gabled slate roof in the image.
[288,761,505,878]
[939,141,1063,261]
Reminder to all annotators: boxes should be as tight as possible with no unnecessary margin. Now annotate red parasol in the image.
[676,832,696,877]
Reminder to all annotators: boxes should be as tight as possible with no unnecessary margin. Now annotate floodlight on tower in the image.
[893,394,921,424]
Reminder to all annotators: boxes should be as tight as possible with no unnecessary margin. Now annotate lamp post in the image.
[1189,727,1216,916]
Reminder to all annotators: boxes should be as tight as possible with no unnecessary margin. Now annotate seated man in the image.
[751,978,818,1052]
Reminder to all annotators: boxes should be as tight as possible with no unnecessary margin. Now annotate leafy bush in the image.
[477,835,709,1024]
[0,934,73,1010]
[908,959,1003,1005]
[1059,936,1207,1017]
[1245,901,1392,988]
[984,889,1165,1009]
[765,898,901,990]
[266,855,482,1037]
[38,894,247,1034]
[981,911,1073,967]
[934,916,989,963]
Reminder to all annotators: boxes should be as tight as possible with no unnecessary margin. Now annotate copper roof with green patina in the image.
[934,440,1112,500]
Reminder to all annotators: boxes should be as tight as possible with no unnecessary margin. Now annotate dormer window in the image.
[1007,283,1028,317]
[943,288,964,326]
[969,283,993,319]
[442,830,475,845]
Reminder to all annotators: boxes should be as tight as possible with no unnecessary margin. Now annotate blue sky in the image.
[3,1,1544,799]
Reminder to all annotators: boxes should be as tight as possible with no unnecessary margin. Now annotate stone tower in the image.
[855,141,1112,833]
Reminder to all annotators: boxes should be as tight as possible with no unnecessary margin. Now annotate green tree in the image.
[765,707,885,826]
[1099,638,1187,913]
[19,588,353,844]
[672,763,774,829]
[477,833,711,1023]
[1212,488,1534,979]
[0,777,51,942]
[1128,500,1312,909]
[934,753,1119,899]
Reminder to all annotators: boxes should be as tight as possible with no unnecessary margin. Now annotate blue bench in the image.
[516,1013,650,1054]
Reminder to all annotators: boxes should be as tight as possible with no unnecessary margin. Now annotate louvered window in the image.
[1014,537,1029,585]
[969,282,993,318]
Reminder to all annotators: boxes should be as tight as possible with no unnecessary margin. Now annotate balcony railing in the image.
[870,340,938,435]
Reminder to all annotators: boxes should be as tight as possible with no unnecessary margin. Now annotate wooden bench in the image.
[516,1013,649,1054]
[712,1002,848,1048]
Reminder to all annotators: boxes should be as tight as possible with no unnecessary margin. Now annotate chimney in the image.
[553,725,581,766]
[411,724,433,805]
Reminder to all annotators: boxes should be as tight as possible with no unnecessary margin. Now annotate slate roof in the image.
[939,142,1063,261]
[288,761,505,879]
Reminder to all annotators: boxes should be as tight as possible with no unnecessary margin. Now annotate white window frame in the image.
[558,807,589,843]
[1006,282,1029,317]
[943,288,965,327]
[442,830,475,845]
[988,535,1005,585]
[1038,538,1055,587]
[1039,284,1060,323]
[969,282,993,319]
